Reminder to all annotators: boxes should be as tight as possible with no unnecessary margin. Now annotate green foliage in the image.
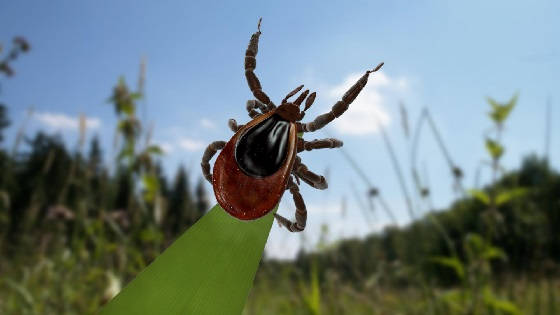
[144,145,164,156]
[141,174,159,203]
[483,287,522,315]
[469,189,490,205]
[430,256,465,280]
[299,260,321,315]
[279,93,557,315]
[0,105,10,143]
[426,233,512,313]
[487,93,517,125]
[463,233,506,262]
[495,187,528,206]
[0,70,213,314]
[486,138,505,160]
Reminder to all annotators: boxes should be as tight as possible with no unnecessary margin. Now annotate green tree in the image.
[194,178,208,224]
[165,165,192,236]
[0,105,9,143]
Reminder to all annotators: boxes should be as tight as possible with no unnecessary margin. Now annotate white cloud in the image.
[34,112,101,131]
[200,118,215,129]
[178,137,205,151]
[323,72,408,135]
[305,202,344,215]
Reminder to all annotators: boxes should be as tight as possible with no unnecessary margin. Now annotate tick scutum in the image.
[235,114,291,178]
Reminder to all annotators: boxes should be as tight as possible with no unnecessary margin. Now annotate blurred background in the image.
[1,1,559,314]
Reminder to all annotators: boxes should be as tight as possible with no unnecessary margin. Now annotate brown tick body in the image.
[201,18,383,232]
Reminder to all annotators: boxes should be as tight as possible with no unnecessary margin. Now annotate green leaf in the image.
[440,289,467,312]
[117,119,140,139]
[142,174,159,191]
[487,93,517,124]
[482,245,507,261]
[0,189,10,209]
[464,233,485,261]
[468,189,490,205]
[145,145,164,156]
[4,278,34,308]
[464,233,484,249]
[429,256,465,280]
[139,227,163,242]
[129,92,142,101]
[142,174,159,203]
[117,142,135,162]
[300,260,321,315]
[100,204,276,315]
[496,187,529,206]
[483,287,521,315]
[119,102,135,116]
[464,233,507,262]
[485,138,504,160]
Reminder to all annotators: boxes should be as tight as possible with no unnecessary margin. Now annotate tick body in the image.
[201,18,383,232]
[213,111,297,220]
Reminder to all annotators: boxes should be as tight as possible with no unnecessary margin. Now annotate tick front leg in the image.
[297,138,343,153]
[200,141,226,183]
[246,99,269,119]
[245,18,276,111]
[274,177,307,232]
[228,119,244,132]
[293,156,328,190]
[300,62,383,133]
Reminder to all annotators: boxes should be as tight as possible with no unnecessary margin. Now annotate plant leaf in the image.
[129,92,142,101]
[145,145,164,156]
[483,287,521,315]
[142,174,159,203]
[117,143,135,162]
[100,204,276,315]
[300,259,321,315]
[496,187,528,206]
[482,245,507,261]
[487,93,517,124]
[485,139,504,160]
[440,289,467,312]
[468,189,490,205]
[429,256,465,280]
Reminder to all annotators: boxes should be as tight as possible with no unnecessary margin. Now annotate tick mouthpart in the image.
[276,103,301,122]
[282,84,304,104]
[293,89,310,106]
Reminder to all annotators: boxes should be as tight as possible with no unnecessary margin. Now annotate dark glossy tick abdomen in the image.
[235,114,290,177]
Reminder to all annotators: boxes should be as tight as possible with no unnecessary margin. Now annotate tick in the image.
[201,18,383,232]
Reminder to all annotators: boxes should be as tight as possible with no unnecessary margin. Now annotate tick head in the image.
[279,85,316,122]
[276,103,301,122]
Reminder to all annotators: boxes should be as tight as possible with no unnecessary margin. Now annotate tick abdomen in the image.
[235,114,290,178]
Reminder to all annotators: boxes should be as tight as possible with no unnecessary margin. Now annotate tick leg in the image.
[293,156,328,190]
[299,62,383,133]
[297,138,343,153]
[274,177,307,232]
[228,119,244,132]
[246,99,269,119]
[245,18,276,111]
[200,141,226,183]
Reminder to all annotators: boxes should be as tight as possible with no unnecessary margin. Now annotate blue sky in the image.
[1,1,559,259]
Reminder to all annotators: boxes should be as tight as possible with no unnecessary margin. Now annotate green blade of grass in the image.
[100,203,276,315]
